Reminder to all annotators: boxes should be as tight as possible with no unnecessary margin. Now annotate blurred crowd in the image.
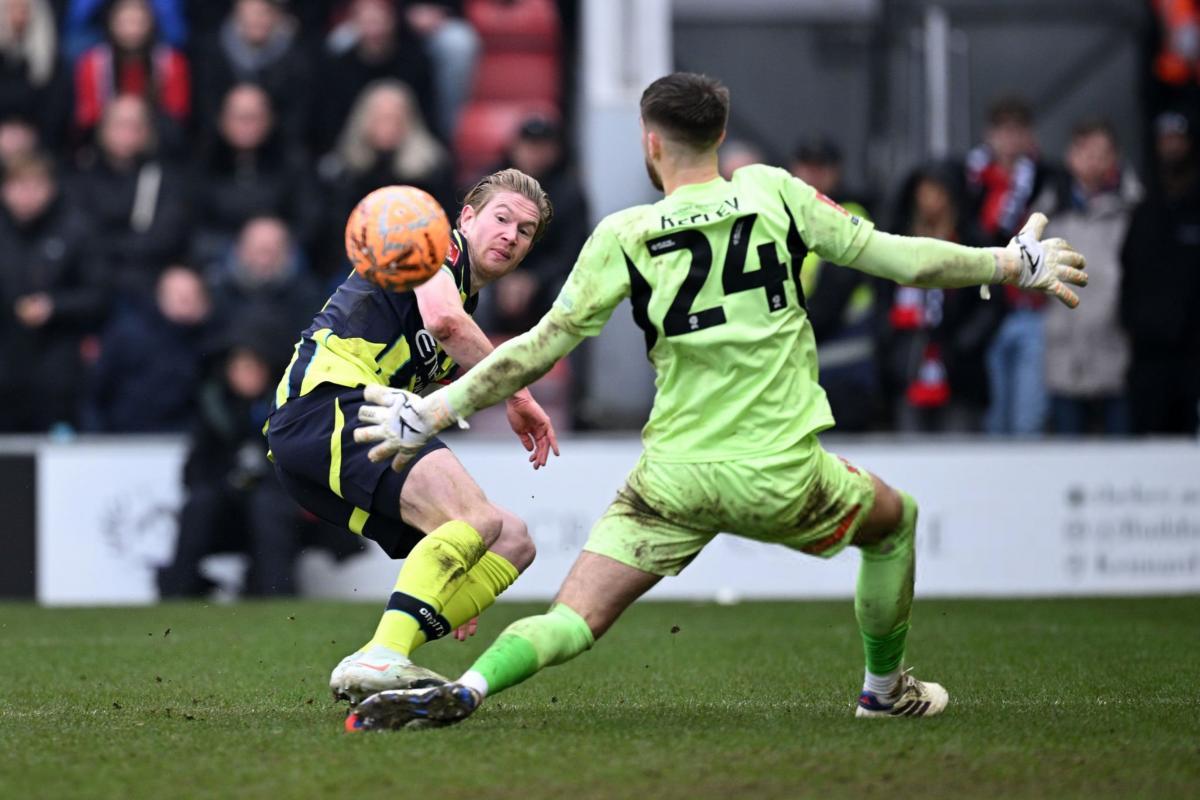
[0,0,576,595]
[720,0,1200,439]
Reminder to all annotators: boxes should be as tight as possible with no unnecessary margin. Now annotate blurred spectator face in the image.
[719,141,765,179]
[6,0,31,36]
[237,217,290,282]
[109,0,154,51]
[0,118,38,165]
[791,161,840,196]
[1155,113,1193,169]
[510,137,560,179]
[99,95,152,163]
[1067,130,1118,194]
[225,347,270,399]
[986,118,1035,165]
[914,177,954,223]
[220,85,273,150]
[353,0,396,51]
[235,0,281,48]
[363,87,411,151]
[2,164,54,223]
[156,267,211,326]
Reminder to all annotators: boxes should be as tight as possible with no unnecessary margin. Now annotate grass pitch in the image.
[1,597,1197,800]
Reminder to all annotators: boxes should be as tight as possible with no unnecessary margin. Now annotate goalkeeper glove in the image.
[353,384,466,470]
[982,212,1088,307]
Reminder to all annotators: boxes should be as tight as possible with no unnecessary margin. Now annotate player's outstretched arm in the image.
[354,311,581,470]
[847,212,1088,307]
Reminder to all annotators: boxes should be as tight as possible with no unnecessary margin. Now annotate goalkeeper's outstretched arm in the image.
[847,212,1088,308]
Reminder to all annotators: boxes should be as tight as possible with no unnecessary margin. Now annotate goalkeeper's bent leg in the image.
[855,489,917,694]
[457,550,661,699]
[459,603,595,697]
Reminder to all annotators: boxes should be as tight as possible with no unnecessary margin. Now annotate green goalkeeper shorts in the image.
[583,435,877,577]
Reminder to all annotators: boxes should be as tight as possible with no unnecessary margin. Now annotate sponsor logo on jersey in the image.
[817,192,850,217]
[446,237,461,266]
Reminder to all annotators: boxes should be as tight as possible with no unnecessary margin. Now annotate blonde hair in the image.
[334,79,446,180]
[460,168,553,242]
[0,0,57,86]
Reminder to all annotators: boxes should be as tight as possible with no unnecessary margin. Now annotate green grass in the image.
[1,598,1198,800]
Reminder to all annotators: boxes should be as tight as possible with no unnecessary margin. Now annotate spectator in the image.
[789,136,880,431]
[63,0,186,60]
[882,163,999,433]
[481,115,588,335]
[320,78,455,247]
[0,153,105,431]
[0,112,39,166]
[327,1,478,140]
[209,215,323,332]
[191,82,321,268]
[86,263,212,431]
[73,0,190,145]
[1121,109,1200,434]
[71,93,189,299]
[158,313,313,597]
[398,1,478,140]
[1034,119,1141,435]
[0,0,70,149]
[966,96,1056,435]
[718,138,767,179]
[1145,0,1200,119]
[194,0,312,148]
[314,0,435,154]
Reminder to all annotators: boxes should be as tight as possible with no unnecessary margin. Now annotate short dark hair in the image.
[987,95,1034,128]
[1070,116,1117,146]
[640,72,730,150]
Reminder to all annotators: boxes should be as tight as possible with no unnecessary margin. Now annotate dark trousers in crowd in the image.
[1127,352,1200,435]
[158,476,303,597]
[1049,395,1130,436]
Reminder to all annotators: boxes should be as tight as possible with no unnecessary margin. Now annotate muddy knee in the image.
[491,511,536,571]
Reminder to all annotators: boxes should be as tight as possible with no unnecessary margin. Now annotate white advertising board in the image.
[34,437,1200,605]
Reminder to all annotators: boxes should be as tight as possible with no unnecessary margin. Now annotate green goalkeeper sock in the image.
[458,603,594,698]
[855,491,917,682]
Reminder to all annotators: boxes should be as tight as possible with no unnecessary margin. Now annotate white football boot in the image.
[855,669,949,718]
[329,644,448,705]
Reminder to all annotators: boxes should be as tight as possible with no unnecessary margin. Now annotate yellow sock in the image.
[366,520,488,656]
[406,551,520,655]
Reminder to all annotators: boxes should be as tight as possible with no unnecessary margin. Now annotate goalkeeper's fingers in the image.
[1019,211,1049,240]
[362,384,398,406]
[358,404,391,425]
[1056,265,1088,287]
[1047,280,1080,309]
[353,423,387,445]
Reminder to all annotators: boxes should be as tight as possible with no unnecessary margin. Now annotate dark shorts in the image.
[266,384,447,559]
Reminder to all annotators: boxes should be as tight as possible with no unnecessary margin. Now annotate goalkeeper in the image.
[348,73,1087,728]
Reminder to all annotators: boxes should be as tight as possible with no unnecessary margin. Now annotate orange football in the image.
[345,185,451,292]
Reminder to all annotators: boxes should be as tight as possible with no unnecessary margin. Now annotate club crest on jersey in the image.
[445,237,461,266]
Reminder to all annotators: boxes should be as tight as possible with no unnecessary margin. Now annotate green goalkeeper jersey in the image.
[550,164,875,462]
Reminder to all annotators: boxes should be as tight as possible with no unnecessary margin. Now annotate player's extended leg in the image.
[853,475,947,718]
[349,552,660,731]
[332,450,535,703]
[364,449,533,655]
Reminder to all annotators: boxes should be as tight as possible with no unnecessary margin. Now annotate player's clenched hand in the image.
[453,616,478,641]
[353,384,465,470]
[505,390,560,470]
[993,212,1088,308]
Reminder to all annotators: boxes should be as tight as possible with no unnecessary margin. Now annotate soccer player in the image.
[265,168,560,704]
[348,73,1087,727]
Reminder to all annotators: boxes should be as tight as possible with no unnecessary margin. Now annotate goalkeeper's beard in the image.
[644,157,664,192]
